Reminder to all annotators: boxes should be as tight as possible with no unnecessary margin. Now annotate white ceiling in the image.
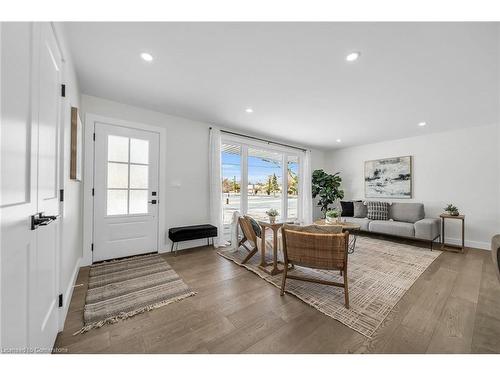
[63,22,499,150]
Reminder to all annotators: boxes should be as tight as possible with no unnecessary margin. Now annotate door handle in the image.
[40,213,58,221]
[31,213,59,230]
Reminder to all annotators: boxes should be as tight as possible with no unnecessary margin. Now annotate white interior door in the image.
[1,22,61,351]
[93,122,159,262]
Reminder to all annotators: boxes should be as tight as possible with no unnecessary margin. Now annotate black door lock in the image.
[31,213,58,230]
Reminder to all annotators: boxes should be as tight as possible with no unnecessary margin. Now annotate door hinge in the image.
[59,189,64,202]
[61,84,66,97]
[58,294,63,308]
[92,188,95,196]
[91,243,94,252]
[93,133,95,141]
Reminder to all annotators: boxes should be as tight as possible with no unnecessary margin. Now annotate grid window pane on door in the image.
[106,135,150,215]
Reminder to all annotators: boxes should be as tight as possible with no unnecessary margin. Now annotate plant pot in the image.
[449,212,460,216]
[326,216,339,224]
[269,216,276,224]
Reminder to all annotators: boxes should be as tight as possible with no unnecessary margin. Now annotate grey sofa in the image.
[343,202,441,249]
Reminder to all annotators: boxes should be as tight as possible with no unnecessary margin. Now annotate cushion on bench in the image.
[168,224,218,242]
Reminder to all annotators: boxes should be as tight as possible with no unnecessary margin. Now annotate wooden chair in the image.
[238,216,260,264]
[280,227,350,308]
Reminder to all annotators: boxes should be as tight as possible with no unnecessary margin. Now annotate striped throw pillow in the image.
[366,201,390,220]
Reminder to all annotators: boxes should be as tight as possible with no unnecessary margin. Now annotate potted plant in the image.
[312,169,345,218]
[266,208,279,224]
[325,209,340,224]
[444,204,460,216]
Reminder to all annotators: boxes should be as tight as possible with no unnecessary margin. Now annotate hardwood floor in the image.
[54,237,500,353]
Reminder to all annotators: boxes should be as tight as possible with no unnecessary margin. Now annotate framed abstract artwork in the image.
[70,106,83,181]
[364,156,412,198]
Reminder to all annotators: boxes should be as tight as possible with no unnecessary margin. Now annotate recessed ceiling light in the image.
[245,108,254,113]
[140,52,153,62]
[418,122,427,127]
[336,139,342,143]
[345,52,361,62]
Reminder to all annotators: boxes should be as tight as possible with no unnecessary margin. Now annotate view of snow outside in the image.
[222,147,298,224]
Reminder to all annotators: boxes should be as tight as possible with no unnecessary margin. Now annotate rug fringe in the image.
[73,291,196,335]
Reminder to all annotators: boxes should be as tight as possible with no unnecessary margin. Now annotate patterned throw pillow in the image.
[366,201,390,220]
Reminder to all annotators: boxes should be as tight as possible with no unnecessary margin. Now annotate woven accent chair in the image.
[238,216,259,264]
[281,227,350,308]
[237,216,272,263]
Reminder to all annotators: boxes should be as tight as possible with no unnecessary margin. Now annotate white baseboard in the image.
[444,237,490,250]
[58,257,82,331]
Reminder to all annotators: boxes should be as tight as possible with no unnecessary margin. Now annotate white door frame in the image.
[82,114,167,266]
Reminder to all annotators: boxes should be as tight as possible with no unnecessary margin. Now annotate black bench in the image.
[168,224,218,254]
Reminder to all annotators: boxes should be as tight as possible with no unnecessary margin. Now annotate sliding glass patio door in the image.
[221,138,301,240]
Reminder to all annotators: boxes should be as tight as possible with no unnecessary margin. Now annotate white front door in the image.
[1,22,61,351]
[93,122,160,262]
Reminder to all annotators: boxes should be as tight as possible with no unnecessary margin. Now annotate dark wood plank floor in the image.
[54,237,500,353]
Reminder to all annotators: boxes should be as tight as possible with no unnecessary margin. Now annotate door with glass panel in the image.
[93,122,159,262]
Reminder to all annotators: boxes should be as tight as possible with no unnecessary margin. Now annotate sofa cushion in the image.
[389,202,425,223]
[366,201,390,220]
[340,201,354,217]
[353,201,368,218]
[414,218,440,240]
[343,217,371,231]
[369,220,415,238]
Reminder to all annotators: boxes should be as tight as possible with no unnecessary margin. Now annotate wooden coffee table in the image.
[314,219,361,253]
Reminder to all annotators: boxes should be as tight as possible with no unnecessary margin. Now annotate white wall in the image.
[81,95,326,258]
[326,124,500,250]
[52,23,83,330]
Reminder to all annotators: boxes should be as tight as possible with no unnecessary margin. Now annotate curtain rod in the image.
[210,127,307,152]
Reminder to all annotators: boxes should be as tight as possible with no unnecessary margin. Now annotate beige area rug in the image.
[75,253,195,334]
[218,236,441,337]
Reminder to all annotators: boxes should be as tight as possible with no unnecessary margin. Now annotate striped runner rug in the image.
[75,253,195,334]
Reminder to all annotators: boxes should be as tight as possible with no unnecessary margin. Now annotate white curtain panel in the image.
[229,210,241,251]
[298,150,313,224]
[208,127,225,247]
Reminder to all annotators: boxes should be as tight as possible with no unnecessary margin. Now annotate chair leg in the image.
[339,270,343,276]
[343,268,349,309]
[280,263,288,296]
[241,246,258,264]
